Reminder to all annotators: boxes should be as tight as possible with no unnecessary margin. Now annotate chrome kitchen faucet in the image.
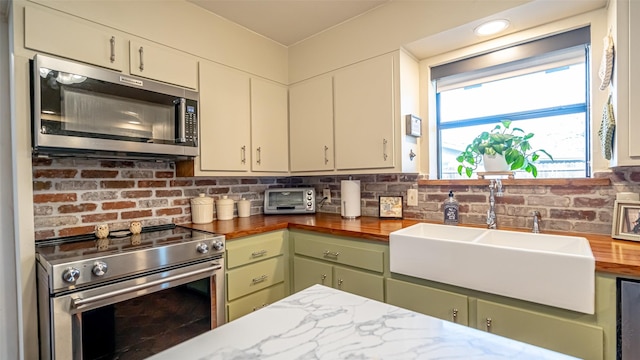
[486,179,503,229]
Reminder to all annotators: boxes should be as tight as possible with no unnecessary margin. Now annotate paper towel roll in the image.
[341,180,361,219]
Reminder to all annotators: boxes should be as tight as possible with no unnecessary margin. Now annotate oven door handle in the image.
[71,264,222,310]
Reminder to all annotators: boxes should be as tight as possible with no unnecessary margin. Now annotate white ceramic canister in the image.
[216,195,235,220]
[237,198,251,218]
[191,193,214,224]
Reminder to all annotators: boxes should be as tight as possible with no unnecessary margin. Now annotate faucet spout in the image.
[487,180,497,229]
[532,211,542,233]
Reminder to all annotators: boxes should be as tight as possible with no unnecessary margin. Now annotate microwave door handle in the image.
[176,98,186,143]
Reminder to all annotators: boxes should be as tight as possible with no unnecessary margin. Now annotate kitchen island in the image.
[149,284,575,360]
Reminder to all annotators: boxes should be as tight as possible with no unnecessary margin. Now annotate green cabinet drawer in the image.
[226,231,285,269]
[476,299,603,360]
[334,265,384,302]
[293,256,333,292]
[227,256,285,301]
[386,278,469,325]
[293,234,384,273]
[227,283,286,321]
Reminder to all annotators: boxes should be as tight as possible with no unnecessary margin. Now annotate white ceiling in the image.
[188,0,389,46]
[188,0,607,57]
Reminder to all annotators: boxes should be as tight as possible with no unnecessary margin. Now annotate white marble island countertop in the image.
[149,285,577,360]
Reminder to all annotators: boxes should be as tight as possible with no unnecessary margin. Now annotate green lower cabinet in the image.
[294,256,384,301]
[334,265,384,302]
[475,299,604,360]
[386,278,469,325]
[294,256,333,290]
[227,283,286,321]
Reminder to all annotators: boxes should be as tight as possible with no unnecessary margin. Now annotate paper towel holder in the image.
[379,195,403,219]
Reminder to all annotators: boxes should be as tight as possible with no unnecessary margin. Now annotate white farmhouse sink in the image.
[389,223,595,314]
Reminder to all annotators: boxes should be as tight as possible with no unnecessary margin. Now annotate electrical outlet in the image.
[323,188,331,204]
[407,188,418,207]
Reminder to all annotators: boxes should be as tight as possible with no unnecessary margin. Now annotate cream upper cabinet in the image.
[129,39,198,90]
[334,53,395,170]
[289,75,334,172]
[250,78,289,173]
[610,0,640,166]
[24,6,125,71]
[199,60,251,172]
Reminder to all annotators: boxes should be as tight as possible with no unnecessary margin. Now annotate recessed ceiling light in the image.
[474,19,510,36]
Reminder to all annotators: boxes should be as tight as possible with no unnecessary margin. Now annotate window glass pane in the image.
[441,113,586,179]
[437,52,588,180]
[440,63,585,123]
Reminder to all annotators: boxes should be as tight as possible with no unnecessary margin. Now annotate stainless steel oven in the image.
[36,225,225,360]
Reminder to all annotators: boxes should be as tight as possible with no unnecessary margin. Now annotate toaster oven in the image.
[264,188,316,214]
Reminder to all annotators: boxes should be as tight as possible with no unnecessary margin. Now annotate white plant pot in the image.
[482,153,510,172]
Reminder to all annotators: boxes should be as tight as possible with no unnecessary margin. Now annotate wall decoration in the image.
[612,200,640,241]
[379,195,403,219]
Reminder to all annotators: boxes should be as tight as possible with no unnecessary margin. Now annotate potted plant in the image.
[456,120,553,178]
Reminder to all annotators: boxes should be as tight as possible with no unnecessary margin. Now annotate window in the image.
[432,27,590,179]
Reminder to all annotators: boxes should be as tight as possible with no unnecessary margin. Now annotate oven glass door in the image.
[268,191,304,208]
[81,278,212,359]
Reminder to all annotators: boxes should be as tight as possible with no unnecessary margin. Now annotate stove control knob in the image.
[62,267,80,284]
[212,240,224,251]
[196,243,209,254]
[92,261,108,277]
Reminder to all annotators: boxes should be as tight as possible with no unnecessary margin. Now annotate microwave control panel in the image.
[184,100,198,146]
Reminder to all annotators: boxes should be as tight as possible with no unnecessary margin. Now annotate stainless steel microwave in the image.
[31,54,199,159]
[264,188,316,214]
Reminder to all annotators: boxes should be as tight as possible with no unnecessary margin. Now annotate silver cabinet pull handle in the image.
[251,250,267,258]
[383,139,388,160]
[320,274,327,284]
[251,274,268,284]
[452,308,458,323]
[486,318,492,332]
[323,250,339,258]
[256,147,261,165]
[138,46,144,71]
[337,279,344,288]
[324,145,329,165]
[241,145,246,164]
[110,36,116,63]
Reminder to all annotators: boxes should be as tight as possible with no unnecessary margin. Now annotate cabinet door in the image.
[386,278,469,325]
[334,54,395,170]
[250,78,289,172]
[129,40,198,89]
[227,283,286,322]
[199,61,250,172]
[289,76,334,172]
[25,6,124,71]
[476,299,603,360]
[333,265,384,302]
[293,257,332,292]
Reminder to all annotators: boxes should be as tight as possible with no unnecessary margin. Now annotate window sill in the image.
[417,177,611,187]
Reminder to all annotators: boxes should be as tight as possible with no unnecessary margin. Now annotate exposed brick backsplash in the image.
[31,157,640,240]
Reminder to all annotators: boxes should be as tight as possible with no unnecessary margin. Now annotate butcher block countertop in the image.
[185,213,640,277]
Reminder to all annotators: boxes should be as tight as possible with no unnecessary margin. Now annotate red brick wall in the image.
[31,158,279,240]
[32,158,633,240]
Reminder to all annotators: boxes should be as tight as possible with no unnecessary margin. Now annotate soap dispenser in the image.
[444,190,459,225]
